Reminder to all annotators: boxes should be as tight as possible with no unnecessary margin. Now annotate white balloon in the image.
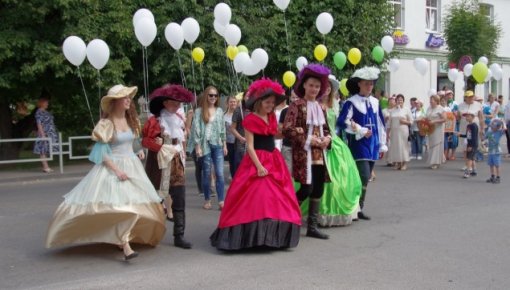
[214,3,231,26]
[135,18,157,47]
[478,56,489,65]
[463,63,473,77]
[493,67,503,81]
[86,39,110,70]
[181,17,200,44]
[448,68,459,83]
[413,58,428,76]
[233,52,250,73]
[296,56,308,71]
[485,70,493,82]
[224,24,242,46]
[213,20,227,37]
[388,58,400,72]
[62,36,87,66]
[133,8,154,27]
[316,12,334,35]
[273,0,291,11]
[164,22,184,50]
[243,59,261,76]
[251,48,269,70]
[381,35,394,53]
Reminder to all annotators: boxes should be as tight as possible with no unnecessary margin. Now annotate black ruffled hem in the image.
[210,219,300,251]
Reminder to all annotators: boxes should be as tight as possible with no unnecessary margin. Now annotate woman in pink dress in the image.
[210,78,301,250]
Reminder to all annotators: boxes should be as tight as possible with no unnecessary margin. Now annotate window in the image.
[388,0,405,29]
[480,3,494,23]
[426,0,440,32]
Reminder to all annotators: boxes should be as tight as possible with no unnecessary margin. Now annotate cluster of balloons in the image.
[63,36,110,70]
[213,3,241,46]
[133,9,157,47]
[163,17,200,50]
[233,48,269,76]
[462,56,502,84]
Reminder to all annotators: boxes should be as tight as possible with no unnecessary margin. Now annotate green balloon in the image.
[237,45,249,53]
[371,45,384,63]
[333,51,347,70]
[472,62,488,84]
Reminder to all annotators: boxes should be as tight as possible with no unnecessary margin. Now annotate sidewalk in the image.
[0,159,198,185]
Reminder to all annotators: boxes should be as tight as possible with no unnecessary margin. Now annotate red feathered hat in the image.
[245,78,286,111]
[149,84,194,116]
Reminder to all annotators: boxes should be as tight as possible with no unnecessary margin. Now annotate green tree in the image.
[0,0,393,160]
[443,0,501,64]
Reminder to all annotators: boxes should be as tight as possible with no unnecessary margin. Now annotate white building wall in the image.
[388,0,510,107]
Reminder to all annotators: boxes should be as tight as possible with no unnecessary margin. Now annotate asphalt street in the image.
[0,157,509,290]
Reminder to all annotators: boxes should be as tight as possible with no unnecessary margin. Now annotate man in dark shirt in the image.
[230,100,250,174]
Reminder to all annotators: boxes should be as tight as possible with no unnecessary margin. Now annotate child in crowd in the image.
[484,119,505,184]
[456,112,478,178]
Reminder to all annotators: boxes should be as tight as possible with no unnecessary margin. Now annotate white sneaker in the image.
[417,156,422,160]
[410,156,416,160]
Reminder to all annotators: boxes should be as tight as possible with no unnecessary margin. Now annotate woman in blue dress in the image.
[33,94,58,173]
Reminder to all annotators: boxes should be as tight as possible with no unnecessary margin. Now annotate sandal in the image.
[42,168,54,173]
[218,201,224,211]
[203,201,212,210]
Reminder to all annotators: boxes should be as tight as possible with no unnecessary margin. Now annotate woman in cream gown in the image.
[425,95,446,169]
[387,94,412,170]
[45,85,165,260]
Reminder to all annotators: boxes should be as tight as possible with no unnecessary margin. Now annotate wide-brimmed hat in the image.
[149,84,194,116]
[293,63,331,98]
[245,78,286,111]
[101,85,137,112]
[346,67,380,95]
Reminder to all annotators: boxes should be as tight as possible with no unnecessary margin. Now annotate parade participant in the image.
[387,94,412,170]
[142,84,194,249]
[283,63,332,239]
[230,92,251,174]
[410,98,426,160]
[46,85,165,260]
[224,96,238,178]
[383,96,396,167]
[210,78,301,250]
[337,67,387,220]
[457,91,484,174]
[300,76,362,226]
[190,86,227,210]
[425,95,446,169]
[456,112,479,178]
[278,91,299,174]
[484,119,504,183]
[445,90,459,160]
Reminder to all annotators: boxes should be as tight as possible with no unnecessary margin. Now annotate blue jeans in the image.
[202,144,225,202]
[411,131,424,157]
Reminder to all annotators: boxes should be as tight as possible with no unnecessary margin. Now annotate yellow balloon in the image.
[192,47,205,63]
[314,44,328,62]
[283,71,296,88]
[340,78,349,96]
[226,45,239,61]
[237,45,249,53]
[347,48,361,65]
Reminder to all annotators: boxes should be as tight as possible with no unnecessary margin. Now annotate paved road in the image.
[0,157,509,290]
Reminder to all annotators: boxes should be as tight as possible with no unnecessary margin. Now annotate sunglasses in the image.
[208,94,218,98]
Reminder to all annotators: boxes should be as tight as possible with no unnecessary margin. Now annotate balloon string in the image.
[283,11,291,71]
[223,42,234,94]
[142,47,147,112]
[77,66,95,128]
[190,44,197,97]
[145,46,150,108]
[97,70,102,120]
[199,63,205,92]
[176,51,187,88]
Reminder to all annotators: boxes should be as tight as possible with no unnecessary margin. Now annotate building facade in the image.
[386,0,510,105]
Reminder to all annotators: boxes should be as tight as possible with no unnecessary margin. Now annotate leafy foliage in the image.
[443,0,501,64]
[0,0,394,139]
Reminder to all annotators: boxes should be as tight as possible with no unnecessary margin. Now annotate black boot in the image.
[306,199,329,240]
[173,211,192,249]
[357,211,371,220]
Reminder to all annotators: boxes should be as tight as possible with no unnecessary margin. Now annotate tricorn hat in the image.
[149,84,194,116]
[245,78,286,111]
[293,63,331,98]
[346,67,380,95]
